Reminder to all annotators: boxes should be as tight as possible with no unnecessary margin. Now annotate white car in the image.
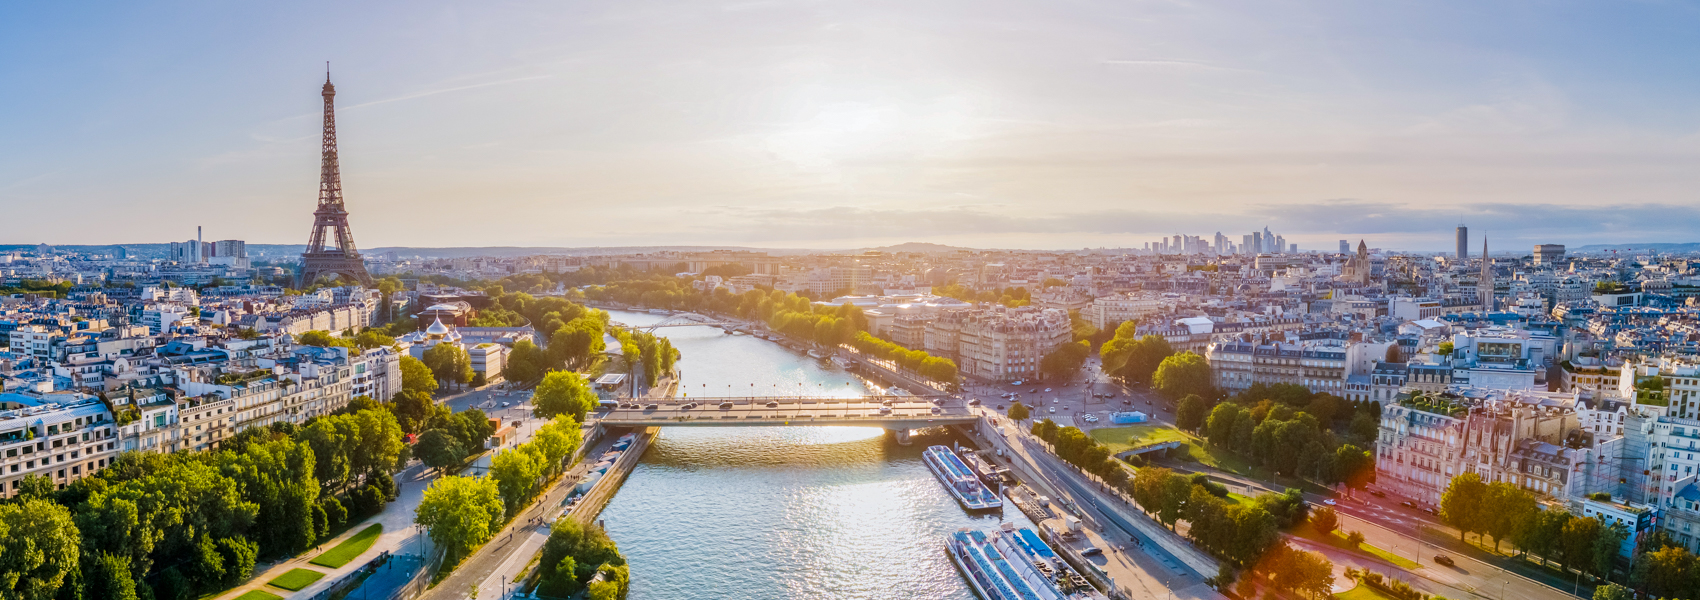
[1044,388,1052,392]
[1048,407,1057,414]
[1323,499,1337,506]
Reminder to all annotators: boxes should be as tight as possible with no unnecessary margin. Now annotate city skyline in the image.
[6,2,1700,250]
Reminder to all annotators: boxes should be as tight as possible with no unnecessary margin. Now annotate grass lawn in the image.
[266,568,326,591]
[1226,492,1251,505]
[1091,425,1193,454]
[1295,524,1421,570]
[1335,582,1399,600]
[230,591,284,600]
[309,524,383,568]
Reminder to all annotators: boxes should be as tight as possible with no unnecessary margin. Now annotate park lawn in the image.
[1335,582,1400,600]
[1090,425,1193,455]
[230,591,284,600]
[310,524,383,568]
[267,568,326,591]
[1226,492,1251,505]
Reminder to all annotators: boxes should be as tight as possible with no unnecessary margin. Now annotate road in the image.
[966,411,1225,600]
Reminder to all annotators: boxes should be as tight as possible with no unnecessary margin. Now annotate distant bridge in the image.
[591,396,979,435]
[608,312,736,332]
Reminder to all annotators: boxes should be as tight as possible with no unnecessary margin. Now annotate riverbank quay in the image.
[957,415,1226,600]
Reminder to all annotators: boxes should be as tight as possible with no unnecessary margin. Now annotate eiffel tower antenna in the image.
[298,68,374,288]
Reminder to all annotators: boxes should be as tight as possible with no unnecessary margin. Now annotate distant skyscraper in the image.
[1478,238,1494,311]
[1252,232,1264,254]
[1456,225,1469,259]
[1339,240,1349,254]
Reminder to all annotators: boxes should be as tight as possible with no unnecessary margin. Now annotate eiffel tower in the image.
[298,69,374,288]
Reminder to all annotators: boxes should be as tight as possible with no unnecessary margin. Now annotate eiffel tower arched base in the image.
[298,254,373,288]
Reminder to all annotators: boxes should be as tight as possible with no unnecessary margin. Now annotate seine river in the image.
[597,310,1032,599]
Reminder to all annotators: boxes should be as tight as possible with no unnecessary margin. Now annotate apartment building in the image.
[924,308,1072,382]
[1376,387,1586,509]
[1086,293,1172,330]
[1206,339,1381,396]
[0,391,121,498]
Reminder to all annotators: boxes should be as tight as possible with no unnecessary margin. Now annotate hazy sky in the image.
[4,1,1700,251]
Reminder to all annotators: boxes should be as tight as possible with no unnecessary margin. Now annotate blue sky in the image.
[4,1,1700,251]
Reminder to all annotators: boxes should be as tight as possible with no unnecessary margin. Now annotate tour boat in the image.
[923,445,1003,512]
[946,525,1107,600]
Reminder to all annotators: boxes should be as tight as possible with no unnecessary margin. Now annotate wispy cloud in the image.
[343,75,555,110]
[1099,59,1252,73]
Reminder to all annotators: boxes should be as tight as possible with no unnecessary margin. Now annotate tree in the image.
[1334,444,1376,491]
[419,429,466,471]
[1040,341,1090,381]
[423,343,474,389]
[1346,530,1366,548]
[0,498,80,600]
[350,408,406,482]
[1631,545,1697,599]
[400,355,438,396]
[1440,472,1487,542]
[490,448,544,510]
[1176,394,1210,431]
[215,437,319,557]
[87,552,139,600]
[1008,401,1030,422]
[391,389,436,434]
[1592,583,1631,600]
[1559,516,1602,572]
[531,416,584,477]
[1206,403,1243,448]
[535,371,597,421]
[1310,506,1339,536]
[300,417,354,491]
[505,340,545,384]
[1153,351,1212,400]
[1484,482,1535,553]
[12,473,55,501]
[551,316,608,371]
[537,517,627,599]
[377,277,402,323]
[414,476,505,561]
[353,330,396,350]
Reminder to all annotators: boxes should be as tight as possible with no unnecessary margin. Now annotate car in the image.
[1080,546,1103,556]
[1399,501,1417,508]
[1369,490,1386,498]
[719,402,735,409]
[930,406,941,414]
[996,405,1005,411]
[1049,407,1057,414]
[1323,499,1337,506]
[1433,555,1454,567]
[766,401,780,408]
[644,404,659,410]
[967,398,982,406]
[1030,388,1038,393]
[501,402,511,407]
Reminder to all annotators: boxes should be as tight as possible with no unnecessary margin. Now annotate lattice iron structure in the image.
[298,70,374,288]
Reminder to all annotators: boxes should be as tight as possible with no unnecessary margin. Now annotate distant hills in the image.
[0,240,995,259]
[1570,242,1700,253]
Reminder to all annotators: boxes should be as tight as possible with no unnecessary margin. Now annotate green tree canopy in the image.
[535,371,598,422]
[1153,351,1212,399]
[414,476,504,561]
[400,355,438,396]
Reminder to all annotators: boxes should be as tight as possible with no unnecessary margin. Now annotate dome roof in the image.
[426,316,451,336]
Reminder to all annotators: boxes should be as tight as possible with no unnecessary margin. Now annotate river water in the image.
[597,310,1032,599]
